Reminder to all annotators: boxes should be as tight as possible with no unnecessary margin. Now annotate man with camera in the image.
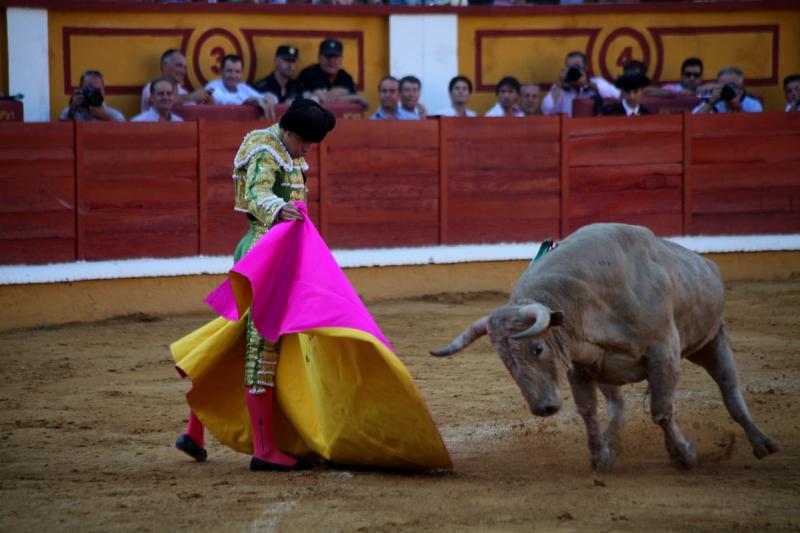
[692,66,762,114]
[541,51,620,117]
[60,70,125,122]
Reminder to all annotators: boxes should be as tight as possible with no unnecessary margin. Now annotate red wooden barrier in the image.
[442,116,561,244]
[686,112,800,235]
[0,100,24,122]
[565,114,684,236]
[321,120,440,248]
[1,114,798,266]
[76,122,199,260]
[0,123,75,264]
[572,95,702,117]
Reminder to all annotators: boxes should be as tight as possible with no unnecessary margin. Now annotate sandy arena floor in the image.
[1,280,798,532]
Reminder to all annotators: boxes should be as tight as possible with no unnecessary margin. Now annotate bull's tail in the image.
[430,316,489,357]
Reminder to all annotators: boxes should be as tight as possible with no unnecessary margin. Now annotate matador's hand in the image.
[277,202,304,222]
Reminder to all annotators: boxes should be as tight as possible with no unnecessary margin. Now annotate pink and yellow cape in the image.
[172,203,451,470]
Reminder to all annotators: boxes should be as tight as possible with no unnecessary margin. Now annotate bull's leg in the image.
[568,367,614,472]
[599,384,625,454]
[647,343,697,467]
[688,326,779,458]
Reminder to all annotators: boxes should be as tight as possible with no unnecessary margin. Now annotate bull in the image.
[432,223,778,471]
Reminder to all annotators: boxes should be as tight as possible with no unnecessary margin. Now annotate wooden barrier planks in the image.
[443,116,561,244]
[322,120,440,248]
[687,112,800,235]
[77,122,199,260]
[566,115,684,236]
[0,123,76,264]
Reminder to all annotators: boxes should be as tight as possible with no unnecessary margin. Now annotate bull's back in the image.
[514,224,724,354]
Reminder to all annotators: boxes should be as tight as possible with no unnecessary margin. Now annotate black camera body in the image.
[82,87,104,108]
[720,83,739,103]
[565,65,584,86]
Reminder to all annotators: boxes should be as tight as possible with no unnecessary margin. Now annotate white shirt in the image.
[141,83,188,113]
[131,107,183,122]
[204,79,264,105]
[484,102,524,117]
[541,77,620,117]
[435,105,477,117]
[622,100,641,117]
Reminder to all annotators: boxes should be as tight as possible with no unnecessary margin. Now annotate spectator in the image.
[541,51,620,117]
[397,75,427,120]
[205,54,277,119]
[485,76,524,117]
[600,72,652,116]
[251,45,303,103]
[436,76,477,117]
[784,74,800,112]
[131,78,183,122]
[369,76,401,120]
[693,67,762,114]
[59,70,125,122]
[141,49,212,113]
[519,84,543,115]
[662,58,704,96]
[298,39,369,109]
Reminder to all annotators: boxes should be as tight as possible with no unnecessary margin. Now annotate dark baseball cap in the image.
[275,45,299,61]
[319,38,343,56]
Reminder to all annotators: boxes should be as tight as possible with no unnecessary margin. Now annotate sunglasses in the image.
[682,71,702,78]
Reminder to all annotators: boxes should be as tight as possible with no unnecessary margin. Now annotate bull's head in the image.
[432,303,565,417]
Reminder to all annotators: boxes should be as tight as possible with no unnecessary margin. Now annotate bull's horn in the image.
[430,316,489,357]
[509,303,552,340]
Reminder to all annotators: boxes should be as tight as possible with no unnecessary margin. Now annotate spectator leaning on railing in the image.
[435,76,477,117]
[369,76,401,120]
[541,51,620,117]
[298,39,369,110]
[784,74,800,112]
[205,54,278,120]
[131,78,183,122]
[59,70,125,122]
[692,67,762,114]
[251,45,304,104]
[141,49,213,113]
[397,75,427,120]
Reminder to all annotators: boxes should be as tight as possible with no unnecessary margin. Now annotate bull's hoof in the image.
[752,436,779,458]
[590,446,615,473]
[667,439,696,468]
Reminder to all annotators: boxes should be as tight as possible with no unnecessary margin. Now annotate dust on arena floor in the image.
[0,280,798,532]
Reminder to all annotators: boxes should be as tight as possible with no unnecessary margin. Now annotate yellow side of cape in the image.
[172,316,452,470]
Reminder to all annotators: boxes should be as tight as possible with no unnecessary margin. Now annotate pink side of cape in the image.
[204,202,392,350]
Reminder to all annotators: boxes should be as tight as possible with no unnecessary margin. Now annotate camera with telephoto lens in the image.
[81,87,104,108]
[564,65,584,85]
[720,83,739,103]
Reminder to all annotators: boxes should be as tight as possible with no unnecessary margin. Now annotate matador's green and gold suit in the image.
[231,123,308,393]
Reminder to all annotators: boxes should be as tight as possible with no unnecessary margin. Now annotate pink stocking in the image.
[185,410,205,448]
[245,387,296,467]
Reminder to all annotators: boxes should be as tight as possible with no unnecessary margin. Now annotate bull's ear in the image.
[550,311,566,327]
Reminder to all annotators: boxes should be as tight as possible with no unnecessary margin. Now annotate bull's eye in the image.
[532,342,544,357]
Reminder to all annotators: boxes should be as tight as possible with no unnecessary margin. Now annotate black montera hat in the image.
[279,98,336,143]
[276,45,299,60]
[615,72,651,91]
[319,38,343,56]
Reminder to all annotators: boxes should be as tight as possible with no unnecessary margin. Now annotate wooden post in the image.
[682,112,693,236]
[74,121,86,260]
[559,114,570,238]
[197,120,208,254]
[438,117,449,245]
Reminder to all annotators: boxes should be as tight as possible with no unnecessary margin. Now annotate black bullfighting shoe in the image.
[175,433,208,462]
[249,456,313,472]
